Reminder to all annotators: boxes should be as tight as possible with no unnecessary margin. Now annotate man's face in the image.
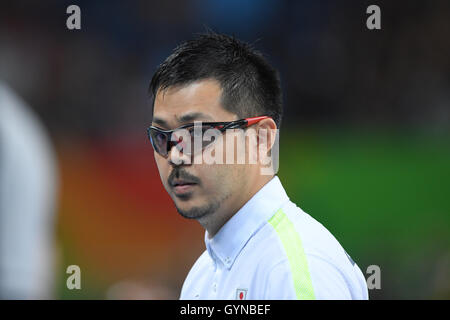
[151,79,249,220]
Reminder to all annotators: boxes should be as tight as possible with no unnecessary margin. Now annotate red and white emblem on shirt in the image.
[236,288,248,300]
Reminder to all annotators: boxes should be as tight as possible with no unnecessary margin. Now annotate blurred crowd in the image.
[0,0,449,139]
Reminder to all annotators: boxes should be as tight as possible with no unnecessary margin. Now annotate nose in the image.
[168,129,194,166]
[168,141,191,167]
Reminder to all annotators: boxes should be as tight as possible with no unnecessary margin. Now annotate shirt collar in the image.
[204,175,290,269]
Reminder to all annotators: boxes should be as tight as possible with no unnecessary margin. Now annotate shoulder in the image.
[264,201,368,299]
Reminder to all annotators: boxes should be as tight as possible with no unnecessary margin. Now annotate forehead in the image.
[152,79,237,126]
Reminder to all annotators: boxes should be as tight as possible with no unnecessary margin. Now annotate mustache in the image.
[168,168,201,186]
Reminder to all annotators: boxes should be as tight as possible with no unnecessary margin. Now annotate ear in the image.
[256,118,278,154]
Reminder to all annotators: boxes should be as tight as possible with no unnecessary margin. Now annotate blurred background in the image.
[0,0,449,299]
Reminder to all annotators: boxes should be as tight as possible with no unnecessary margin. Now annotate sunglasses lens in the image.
[149,129,169,157]
[148,124,226,157]
[186,126,220,153]
[201,127,218,149]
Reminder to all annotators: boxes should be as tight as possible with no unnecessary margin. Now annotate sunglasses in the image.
[147,116,270,158]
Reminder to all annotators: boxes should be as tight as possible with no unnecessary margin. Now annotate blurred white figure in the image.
[0,81,58,299]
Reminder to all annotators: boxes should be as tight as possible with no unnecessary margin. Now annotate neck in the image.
[199,174,274,239]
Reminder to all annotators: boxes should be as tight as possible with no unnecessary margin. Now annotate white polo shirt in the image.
[180,176,369,300]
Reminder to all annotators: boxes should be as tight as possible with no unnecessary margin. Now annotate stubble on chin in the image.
[174,191,231,221]
[175,200,219,220]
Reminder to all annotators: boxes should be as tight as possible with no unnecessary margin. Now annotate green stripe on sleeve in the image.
[268,208,315,299]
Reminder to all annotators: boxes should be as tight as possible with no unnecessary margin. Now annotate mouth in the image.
[170,180,198,196]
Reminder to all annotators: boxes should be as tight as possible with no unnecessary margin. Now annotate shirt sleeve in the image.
[264,254,365,300]
[306,254,355,299]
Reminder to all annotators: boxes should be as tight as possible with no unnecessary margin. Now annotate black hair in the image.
[149,31,283,128]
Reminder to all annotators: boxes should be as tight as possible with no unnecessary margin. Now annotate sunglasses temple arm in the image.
[246,116,269,127]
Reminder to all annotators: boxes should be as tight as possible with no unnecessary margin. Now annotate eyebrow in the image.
[152,112,214,128]
[178,112,214,123]
[152,117,169,128]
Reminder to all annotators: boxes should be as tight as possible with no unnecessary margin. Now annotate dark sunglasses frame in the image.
[147,116,271,157]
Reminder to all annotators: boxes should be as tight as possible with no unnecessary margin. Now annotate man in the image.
[147,32,368,299]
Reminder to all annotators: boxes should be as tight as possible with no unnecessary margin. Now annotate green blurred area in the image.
[279,127,450,299]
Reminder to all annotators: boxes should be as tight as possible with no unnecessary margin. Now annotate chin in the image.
[174,198,218,220]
